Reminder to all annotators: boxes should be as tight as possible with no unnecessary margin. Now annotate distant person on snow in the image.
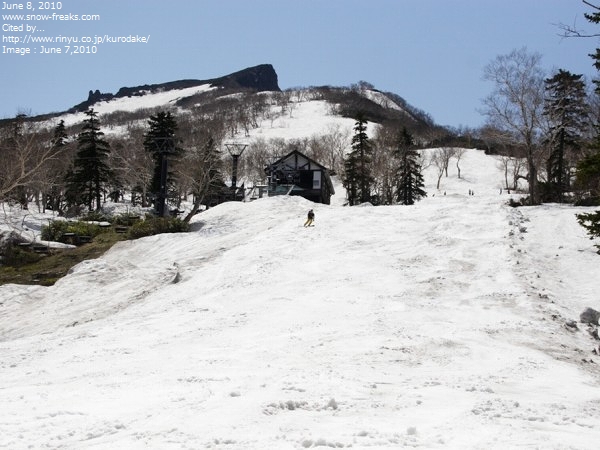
[304,209,315,227]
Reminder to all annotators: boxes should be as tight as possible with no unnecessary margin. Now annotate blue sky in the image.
[1,0,598,128]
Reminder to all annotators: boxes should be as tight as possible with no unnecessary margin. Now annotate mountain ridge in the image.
[68,63,281,113]
[2,63,447,140]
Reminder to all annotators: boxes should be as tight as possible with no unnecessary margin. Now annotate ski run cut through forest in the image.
[2,147,600,449]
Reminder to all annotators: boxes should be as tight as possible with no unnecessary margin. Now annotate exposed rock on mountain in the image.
[69,64,280,113]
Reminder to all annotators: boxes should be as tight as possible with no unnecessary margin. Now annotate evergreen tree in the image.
[66,109,112,211]
[343,114,374,205]
[52,119,67,149]
[575,151,600,201]
[573,5,600,241]
[394,128,426,205]
[585,7,600,93]
[543,69,589,202]
[46,120,68,211]
[143,111,182,213]
[576,210,600,252]
[343,153,359,206]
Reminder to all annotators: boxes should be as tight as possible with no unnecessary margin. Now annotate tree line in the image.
[6,0,600,221]
[472,1,600,249]
[0,81,446,218]
[0,109,227,222]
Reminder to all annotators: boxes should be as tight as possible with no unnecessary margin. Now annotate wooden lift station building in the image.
[265,150,335,204]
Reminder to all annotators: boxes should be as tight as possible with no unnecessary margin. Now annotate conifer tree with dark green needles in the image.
[543,69,589,202]
[143,111,183,211]
[66,109,113,211]
[343,114,374,205]
[394,128,426,205]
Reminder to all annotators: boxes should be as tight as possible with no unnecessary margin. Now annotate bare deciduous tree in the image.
[431,149,447,190]
[109,128,154,206]
[314,124,351,175]
[243,137,278,184]
[482,47,546,204]
[497,155,525,191]
[178,139,225,222]
[0,125,65,205]
[434,147,456,179]
[371,124,398,204]
[557,1,600,38]
[454,148,466,179]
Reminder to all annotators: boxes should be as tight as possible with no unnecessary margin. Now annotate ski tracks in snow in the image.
[2,188,600,448]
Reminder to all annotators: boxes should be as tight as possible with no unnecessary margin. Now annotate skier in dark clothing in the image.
[304,209,315,227]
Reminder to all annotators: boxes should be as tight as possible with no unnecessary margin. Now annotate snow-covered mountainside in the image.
[41,87,387,144]
[2,149,600,449]
[54,84,217,128]
[31,65,429,144]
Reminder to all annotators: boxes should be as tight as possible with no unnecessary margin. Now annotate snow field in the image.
[1,149,600,449]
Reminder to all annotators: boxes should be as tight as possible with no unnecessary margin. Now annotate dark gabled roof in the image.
[270,149,331,172]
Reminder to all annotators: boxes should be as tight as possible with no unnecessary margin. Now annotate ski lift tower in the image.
[225,142,248,198]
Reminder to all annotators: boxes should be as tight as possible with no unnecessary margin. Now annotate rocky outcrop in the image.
[580,307,600,326]
[212,64,279,91]
[68,64,280,113]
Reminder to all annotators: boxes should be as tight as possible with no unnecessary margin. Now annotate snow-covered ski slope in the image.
[2,149,600,449]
